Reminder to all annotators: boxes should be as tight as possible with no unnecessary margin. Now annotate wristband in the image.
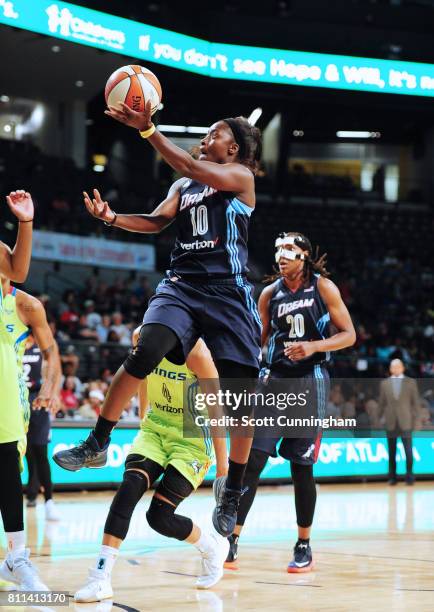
[19,219,33,223]
[139,124,156,139]
[104,212,117,227]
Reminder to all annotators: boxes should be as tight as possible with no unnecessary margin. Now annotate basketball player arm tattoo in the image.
[22,296,62,414]
[83,180,183,233]
[284,278,356,361]
[0,191,34,283]
[187,340,229,477]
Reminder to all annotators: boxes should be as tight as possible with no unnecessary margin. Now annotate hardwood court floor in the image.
[2,482,434,612]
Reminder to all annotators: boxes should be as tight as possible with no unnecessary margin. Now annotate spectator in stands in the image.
[79,389,104,420]
[74,314,99,342]
[58,289,78,316]
[84,300,102,330]
[109,312,131,346]
[61,362,84,398]
[60,376,79,415]
[99,368,113,386]
[59,308,79,337]
[107,330,121,343]
[365,396,381,429]
[96,314,112,343]
[60,346,80,376]
[48,319,69,343]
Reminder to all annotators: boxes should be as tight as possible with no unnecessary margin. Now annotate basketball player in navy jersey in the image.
[54,100,262,536]
[225,232,356,571]
[24,333,61,520]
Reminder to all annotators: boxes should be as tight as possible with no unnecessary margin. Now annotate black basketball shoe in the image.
[287,540,314,573]
[53,432,109,471]
[212,476,243,537]
[224,534,239,570]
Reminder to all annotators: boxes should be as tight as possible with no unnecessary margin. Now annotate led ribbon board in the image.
[2,0,434,96]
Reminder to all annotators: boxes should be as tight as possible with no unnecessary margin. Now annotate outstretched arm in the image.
[83,179,184,233]
[0,191,34,283]
[105,101,253,194]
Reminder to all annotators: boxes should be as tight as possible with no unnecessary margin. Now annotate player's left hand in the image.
[284,341,317,361]
[33,394,60,415]
[105,99,153,131]
[6,190,34,222]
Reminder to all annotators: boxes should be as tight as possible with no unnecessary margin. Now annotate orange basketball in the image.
[104,65,162,115]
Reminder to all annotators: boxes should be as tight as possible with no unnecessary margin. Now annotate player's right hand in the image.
[83,189,115,223]
[105,99,153,131]
[6,190,34,222]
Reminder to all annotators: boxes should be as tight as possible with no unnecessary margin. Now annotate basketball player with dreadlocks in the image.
[225,232,356,572]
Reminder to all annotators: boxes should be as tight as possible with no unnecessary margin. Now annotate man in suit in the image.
[378,359,420,485]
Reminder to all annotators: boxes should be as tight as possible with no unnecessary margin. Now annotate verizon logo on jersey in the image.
[278,298,314,317]
[180,237,219,250]
[179,186,217,211]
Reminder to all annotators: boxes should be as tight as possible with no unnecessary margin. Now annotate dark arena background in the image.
[0,1,433,610]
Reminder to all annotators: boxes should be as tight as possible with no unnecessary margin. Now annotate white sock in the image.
[6,531,25,558]
[192,530,215,554]
[94,545,119,575]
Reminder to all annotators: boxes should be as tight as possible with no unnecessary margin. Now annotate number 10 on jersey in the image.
[190,205,209,236]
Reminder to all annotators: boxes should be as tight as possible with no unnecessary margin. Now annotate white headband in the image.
[275,247,306,263]
[275,235,296,248]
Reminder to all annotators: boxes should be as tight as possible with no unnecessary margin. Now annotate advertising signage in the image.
[2,1,434,96]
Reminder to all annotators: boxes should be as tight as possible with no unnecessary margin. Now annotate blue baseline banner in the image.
[2,1,434,96]
[22,427,434,486]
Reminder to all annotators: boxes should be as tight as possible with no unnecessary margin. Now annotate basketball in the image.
[104,65,162,115]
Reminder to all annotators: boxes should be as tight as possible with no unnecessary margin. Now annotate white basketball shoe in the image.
[196,532,229,589]
[0,549,49,591]
[74,568,114,603]
[45,499,61,522]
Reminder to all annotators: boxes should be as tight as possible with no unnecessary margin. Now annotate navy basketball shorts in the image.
[27,393,51,446]
[142,276,262,369]
[252,364,330,465]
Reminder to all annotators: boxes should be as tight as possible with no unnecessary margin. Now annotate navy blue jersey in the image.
[267,274,330,372]
[22,345,42,393]
[169,179,253,280]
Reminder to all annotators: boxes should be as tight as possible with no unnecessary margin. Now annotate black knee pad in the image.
[123,323,179,379]
[125,454,164,486]
[290,462,314,484]
[104,469,149,540]
[155,464,194,505]
[146,497,193,541]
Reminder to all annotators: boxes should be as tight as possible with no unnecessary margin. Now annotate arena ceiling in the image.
[1,1,434,143]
